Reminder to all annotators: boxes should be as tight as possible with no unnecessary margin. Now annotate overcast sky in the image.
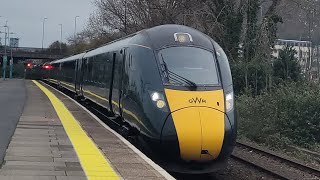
[0,0,95,48]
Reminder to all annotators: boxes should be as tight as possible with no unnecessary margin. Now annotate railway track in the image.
[233,141,320,180]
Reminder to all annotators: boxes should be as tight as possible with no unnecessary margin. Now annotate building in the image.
[273,39,312,75]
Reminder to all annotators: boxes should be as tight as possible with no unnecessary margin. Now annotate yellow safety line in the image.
[32,80,120,180]
[84,90,150,133]
[53,79,150,133]
[59,81,75,90]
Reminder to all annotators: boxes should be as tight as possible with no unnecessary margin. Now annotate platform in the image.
[0,80,174,180]
[0,79,26,166]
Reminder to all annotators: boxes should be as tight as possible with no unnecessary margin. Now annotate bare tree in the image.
[87,0,190,35]
[85,0,246,60]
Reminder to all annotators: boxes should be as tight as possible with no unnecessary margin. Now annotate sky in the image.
[0,0,95,48]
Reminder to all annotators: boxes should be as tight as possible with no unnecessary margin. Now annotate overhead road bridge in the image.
[0,47,65,61]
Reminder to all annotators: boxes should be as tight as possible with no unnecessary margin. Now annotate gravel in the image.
[172,158,282,180]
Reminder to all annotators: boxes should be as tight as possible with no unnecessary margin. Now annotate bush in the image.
[237,82,320,149]
[0,63,26,79]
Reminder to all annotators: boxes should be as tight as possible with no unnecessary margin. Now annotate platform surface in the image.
[0,79,26,165]
[0,80,172,180]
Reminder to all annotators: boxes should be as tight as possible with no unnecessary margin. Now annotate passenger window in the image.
[213,42,233,88]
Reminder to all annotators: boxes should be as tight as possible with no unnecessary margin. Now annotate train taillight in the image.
[26,63,33,69]
[42,64,53,70]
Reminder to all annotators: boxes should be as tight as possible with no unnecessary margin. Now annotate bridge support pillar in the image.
[9,58,13,79]
[2,56,7,80]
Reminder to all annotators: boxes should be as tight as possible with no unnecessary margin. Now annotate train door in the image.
[118,49,126,117]
[58,63,63,87]
[109,49,125,117]
[75,58,84,96]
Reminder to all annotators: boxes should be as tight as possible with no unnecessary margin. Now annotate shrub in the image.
[0,63,26,79]
[237,82,320,149]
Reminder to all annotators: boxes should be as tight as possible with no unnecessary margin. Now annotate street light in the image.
[42,17,48,49]
[6,26,15,79]
[3,21,8,80]
[124,0,127,34]
[59,24,63,53]
[74,16,79,42]
[0,16,3,45]
[0,17,6,80]
[1,23,15,79]
[0,16,4,46]
[74,16,79,54]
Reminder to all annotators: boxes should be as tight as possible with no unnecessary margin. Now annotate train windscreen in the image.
[158,47,219,86]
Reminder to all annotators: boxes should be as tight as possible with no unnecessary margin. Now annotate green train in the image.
[43,24,237,173]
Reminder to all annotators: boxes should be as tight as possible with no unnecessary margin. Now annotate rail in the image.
[232,141,320,180]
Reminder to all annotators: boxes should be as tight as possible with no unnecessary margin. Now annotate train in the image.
[41,24,237,174]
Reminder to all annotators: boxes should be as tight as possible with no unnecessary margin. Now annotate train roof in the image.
[143,24,214,50]
[84,37,133,58]
[51,24,216,63]
[51,53,86,64]
[84,25,215,57]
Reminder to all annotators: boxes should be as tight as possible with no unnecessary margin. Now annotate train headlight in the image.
[174,33,193,43]
[151,92,166,109]
[151,92,160,101]
[226,91,234,112]
[156,100,166,109]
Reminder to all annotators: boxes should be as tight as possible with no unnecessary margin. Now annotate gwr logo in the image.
[189,97,207,104]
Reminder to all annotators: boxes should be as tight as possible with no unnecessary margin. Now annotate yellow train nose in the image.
[164,89,225,161]
[170,107,225,161]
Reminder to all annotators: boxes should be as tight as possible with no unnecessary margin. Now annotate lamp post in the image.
[3,20,8,80]
[0,16,3,47]
[74,16,79,54]
[7,27,15,79]
[42,17,48,49]
[59,24,63,53]
[0,17,6,80]
[74,16,79,42]
[124,0,127,34]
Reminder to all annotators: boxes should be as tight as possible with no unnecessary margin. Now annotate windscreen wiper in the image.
[160,55,197,89]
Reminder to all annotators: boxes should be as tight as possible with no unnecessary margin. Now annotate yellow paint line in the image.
[52,79,150,133]
[84,90,109,102]
[32,80,120,180]
[60,81,75,89]
[83,89,150,132]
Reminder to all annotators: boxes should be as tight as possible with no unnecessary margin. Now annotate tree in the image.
[232,0,283,95]
[87,0,190,36]
[86,0,246,59]
[48,41,68,54]
[184,0,245,62]
[252,0,283,94]
[273,46,301,82]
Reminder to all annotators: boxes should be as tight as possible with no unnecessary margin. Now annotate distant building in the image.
[311,45,320,81]
[273,39,312,74]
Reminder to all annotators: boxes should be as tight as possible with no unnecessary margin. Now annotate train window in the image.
[213,42,233,88]
[158,47,219,86]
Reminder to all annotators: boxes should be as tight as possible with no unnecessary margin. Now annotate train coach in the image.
[43,24,237,173]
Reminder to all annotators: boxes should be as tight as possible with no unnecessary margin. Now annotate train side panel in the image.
[81,53,111,107]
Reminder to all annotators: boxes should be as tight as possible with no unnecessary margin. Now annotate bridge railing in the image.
[0,46,68,56]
